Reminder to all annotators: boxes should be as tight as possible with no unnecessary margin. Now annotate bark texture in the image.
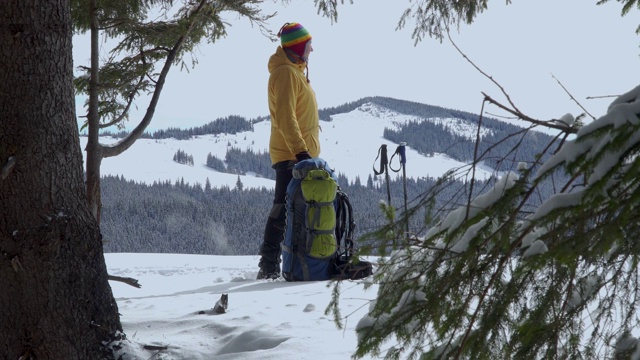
[0,0,122,358]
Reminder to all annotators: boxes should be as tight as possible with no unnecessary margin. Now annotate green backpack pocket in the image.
[301,169,338,259]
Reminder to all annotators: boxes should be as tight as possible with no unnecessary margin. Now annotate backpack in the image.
[282,158,373,282]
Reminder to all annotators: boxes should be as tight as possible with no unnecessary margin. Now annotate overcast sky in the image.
[72,0,639,132]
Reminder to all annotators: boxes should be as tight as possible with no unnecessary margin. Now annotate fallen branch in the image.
[143,344,168,351]
[144,344,168,360]
[108,274,141,288]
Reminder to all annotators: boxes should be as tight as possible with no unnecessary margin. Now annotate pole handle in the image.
[390,142,407,172]
[398,142,406,164]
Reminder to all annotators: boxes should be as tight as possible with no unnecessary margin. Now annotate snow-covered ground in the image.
[107,253,381,360]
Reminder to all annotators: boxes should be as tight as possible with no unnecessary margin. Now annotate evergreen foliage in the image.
[206,152,226,172]
[173,149,194,166]
[203,147,275,179]
[385,118,556,171]
[224,147,273,179]
[332,86,640,359]
[100,175,270,255]
[99,170,488,256]
[235,176,244,191]
[94,115,254,139]
[148,116,255,140]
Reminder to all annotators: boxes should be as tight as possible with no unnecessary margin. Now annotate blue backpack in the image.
[282,158,372,282]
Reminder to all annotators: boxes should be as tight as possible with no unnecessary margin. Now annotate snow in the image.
[424,170,519,239]
[452,217,490,253]
[107,253,382,359]
[80,103,494,190]
[556,113,575,127]
[536,85,640,184]
[522,239,548,258]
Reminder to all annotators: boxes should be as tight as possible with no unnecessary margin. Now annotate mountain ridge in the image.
[92,96,535,140]
[84,97,550,191]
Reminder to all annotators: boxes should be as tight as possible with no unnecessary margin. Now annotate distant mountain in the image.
[88,98,558,255]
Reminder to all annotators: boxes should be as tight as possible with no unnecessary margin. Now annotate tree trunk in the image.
[85,0,103,223]
[0,1,122,359]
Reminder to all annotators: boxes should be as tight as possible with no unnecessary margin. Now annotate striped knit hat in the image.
[278,22,312,58]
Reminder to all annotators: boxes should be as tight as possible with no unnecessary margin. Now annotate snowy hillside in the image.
[80,102,494,190]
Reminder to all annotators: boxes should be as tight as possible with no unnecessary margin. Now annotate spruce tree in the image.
[318,2,640,358]
[71,0,273,223]
[330,86,640,359]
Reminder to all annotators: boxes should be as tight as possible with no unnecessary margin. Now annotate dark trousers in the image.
[258,160,295,272]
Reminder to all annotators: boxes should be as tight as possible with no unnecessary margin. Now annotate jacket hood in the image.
[268,46,306,74]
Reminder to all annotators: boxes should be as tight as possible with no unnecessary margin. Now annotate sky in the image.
[105,253,382,360]
[72,0,640,132]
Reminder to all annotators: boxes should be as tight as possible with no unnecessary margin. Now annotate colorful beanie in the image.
[278,22,311,58]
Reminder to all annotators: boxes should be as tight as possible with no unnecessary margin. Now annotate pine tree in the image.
[71,0,274,224]
[236,175,244,191]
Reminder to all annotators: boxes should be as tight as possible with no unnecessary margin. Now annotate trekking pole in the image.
[399,142,409,238]
[373,144,391,206]
[390,142,409,239]
[398,142,408,219]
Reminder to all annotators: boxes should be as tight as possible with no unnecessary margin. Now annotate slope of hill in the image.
[81,101,502,191]
[87,98,557,255]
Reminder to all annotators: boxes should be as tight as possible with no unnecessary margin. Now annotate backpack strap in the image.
[307,200,334,228]
[335,189,355,262]
[281,241,312,281]
[297,252,310,281]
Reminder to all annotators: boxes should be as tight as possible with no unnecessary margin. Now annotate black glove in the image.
[295,151,312,162]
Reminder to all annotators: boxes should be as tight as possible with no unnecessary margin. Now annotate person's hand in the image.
[295,151,312,162]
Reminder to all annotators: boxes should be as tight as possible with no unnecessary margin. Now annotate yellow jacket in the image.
[267,46,320,164]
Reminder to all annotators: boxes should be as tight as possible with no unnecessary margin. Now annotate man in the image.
[257,22,320,280]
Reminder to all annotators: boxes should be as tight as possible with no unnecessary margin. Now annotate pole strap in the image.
[372,144,388,176]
